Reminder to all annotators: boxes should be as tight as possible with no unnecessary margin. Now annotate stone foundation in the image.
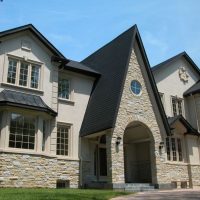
[0,152,79,188]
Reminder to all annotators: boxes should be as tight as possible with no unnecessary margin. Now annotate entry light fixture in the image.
[116,137,122,146]
[159,141,164,150]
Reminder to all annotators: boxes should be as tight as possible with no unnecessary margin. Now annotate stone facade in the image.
[108,47,166,186]
[0,152,79,188]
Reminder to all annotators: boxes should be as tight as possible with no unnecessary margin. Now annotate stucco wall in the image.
[153,58,199,119]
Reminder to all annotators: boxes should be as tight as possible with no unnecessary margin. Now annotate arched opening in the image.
[123,121,153,183]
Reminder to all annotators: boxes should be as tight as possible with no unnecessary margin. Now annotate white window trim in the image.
[56,122,73,158]
[171,96,184,117]
[3,54,43,91]
[159,92,165,110]
[58,75,74,102]
[165,136,185,163]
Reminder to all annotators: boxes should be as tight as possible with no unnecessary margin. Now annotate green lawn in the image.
[0,188,130,200]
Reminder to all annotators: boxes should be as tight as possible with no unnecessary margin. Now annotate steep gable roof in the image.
[152,51,200,76]
[0,25,100,78]
[168,115,199,136]
[0,24,65,58]
[80,25,170,137]
[184,81,200,97]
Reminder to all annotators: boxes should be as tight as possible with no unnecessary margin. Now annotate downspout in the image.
[193,95,200,132]
[78,136,83,188]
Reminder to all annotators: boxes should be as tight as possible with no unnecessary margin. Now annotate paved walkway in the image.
[112,189,200,200]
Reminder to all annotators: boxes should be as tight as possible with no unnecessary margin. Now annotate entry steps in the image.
[85,182,156,192]
[125,183,155,192]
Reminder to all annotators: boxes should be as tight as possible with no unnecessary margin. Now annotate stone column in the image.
[0,111,9,149]
[36,116,43,152]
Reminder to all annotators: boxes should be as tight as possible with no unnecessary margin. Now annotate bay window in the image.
[9,113,35,150]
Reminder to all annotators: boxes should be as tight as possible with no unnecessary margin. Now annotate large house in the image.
[0,24,200,190]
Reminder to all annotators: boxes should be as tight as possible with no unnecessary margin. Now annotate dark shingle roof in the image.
[80,25,170,137]
[0,24,65,58]
[168,115,199,136]
[64,60,100,77]
[0,90,57,116]
[184,81,200,97]
[152,51,200,76]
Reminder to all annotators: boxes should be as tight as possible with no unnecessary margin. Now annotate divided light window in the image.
[9,113,35,150]
[171,96,183,116]
[7,58,41,89]
[56,124,70,156]
[166,137,183,162]
[58,78,70,99]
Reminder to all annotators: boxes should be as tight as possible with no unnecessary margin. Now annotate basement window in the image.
[56,180,70,188]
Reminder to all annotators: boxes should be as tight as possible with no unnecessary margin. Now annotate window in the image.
[7,59,17,84]
[166,137,183,162]
[171,96,183,116]
[9,113,35,150]
[58,79,70,99]
[159,93,165,107]
[56,124,70,156]
[7,58,41,89]
[131,80,142,95]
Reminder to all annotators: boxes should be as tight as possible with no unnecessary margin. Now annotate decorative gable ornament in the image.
[179,66,189,82]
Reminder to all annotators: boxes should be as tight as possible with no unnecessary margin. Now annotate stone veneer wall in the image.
[0,152,79,188]
[190,165,200,187]
[107,47,167,186]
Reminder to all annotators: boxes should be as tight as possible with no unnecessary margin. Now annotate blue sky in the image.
[0,0,200,66]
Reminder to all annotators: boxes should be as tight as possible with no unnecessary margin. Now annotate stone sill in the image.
[58,98,75,105]
[164,161,200,166]
[1,82,44,95]
[0,148,79,161]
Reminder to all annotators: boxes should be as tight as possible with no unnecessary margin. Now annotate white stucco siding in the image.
[186,135,200,164]
[0,31,54,108]
[57,72,94,158]
[153,58,200,118]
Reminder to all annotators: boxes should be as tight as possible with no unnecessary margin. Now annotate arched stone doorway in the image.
[123,121,154,183]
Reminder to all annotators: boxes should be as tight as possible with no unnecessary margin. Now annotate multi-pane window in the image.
[171,96,183,116]
[58,79,70,99]
[131,80,142,95]
[7,58,40,89]
[9,113,35,150]
[31,65,40,89]
[7,59,17,84]
[166,137,183,162]
[57,125,70,156]
[19,62,28,86]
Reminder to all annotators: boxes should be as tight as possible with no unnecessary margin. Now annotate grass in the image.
[0,188,130,200]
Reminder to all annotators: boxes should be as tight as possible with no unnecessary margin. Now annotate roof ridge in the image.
[82,25,137,63]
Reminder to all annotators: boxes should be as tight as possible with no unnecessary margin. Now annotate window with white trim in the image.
[171,96,183,116]
[56,124,70,156]
[58,78,70,100]
[166,137,183,162]
[9,113,35,150]
[7,58,41,89]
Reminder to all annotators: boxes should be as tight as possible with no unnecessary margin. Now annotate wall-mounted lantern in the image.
[116,137,122,146]
[159,141,164,150]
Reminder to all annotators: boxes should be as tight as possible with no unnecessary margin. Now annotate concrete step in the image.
[125,183,156,192]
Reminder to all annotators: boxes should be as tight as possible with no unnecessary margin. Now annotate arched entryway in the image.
[123,121,154,183]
